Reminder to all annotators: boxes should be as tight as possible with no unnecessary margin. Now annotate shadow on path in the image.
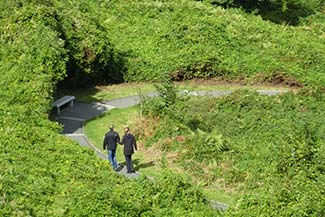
[133,159,155,170]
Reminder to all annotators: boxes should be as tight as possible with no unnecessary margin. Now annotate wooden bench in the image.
[52,95,75,115]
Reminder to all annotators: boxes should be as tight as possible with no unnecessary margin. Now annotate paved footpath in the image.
[55,101,142,179]
[54,89,287,209]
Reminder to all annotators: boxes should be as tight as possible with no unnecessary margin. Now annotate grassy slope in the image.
[141,90,325,216]
[84,107,162,177]
[83,83,325,215]
[97,0,325,86]
[84,106,237,205]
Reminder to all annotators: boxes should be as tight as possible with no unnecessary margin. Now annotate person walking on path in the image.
[103,124,120,171]
[120,127,137,173]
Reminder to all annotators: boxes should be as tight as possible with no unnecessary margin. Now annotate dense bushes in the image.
[4,0,324,87]
[99,0,325,86]
[0,1,217,216]
[202,0,325,25]
[1,0,324,215]
[300,10,325,35]
[1,0,125,88]
[141,88,325,216]
[52,0,126,87]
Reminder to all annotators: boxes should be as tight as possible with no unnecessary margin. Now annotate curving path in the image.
[54,89,287,211]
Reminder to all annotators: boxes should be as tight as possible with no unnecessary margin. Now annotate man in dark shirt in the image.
[120,127,137,173]
[103,124,120,171]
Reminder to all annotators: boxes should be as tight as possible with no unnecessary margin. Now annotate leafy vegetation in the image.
[91,0,325,86]
[1,0,325,215]
[300,9,325,35]
[203,0,325,25]
[4,0,324,88]
[139,83,325,216]
[0,1,218,216]
[1,0,125,88]
[84,104,238,205]
[52,0,126,87]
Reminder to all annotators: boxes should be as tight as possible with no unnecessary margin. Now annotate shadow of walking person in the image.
[133,159,155,170]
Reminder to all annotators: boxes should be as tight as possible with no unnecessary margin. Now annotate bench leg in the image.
[70,100,74,107]
[57,107,60,115]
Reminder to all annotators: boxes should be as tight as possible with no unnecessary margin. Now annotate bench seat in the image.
[52,95,75,114]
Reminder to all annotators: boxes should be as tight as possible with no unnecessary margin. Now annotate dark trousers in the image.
[125,154,134,173]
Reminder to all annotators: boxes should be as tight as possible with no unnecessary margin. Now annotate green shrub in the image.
[53,0,126,87]
[143,75,178,116]
[186,129,228,162]
[300,9,325,35]
[142,89,325,216]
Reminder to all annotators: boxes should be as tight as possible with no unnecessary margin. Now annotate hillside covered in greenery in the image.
[100,0,325,86]
[140,84,325,216]
[0,0,217,216]
[1,0,324,216]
